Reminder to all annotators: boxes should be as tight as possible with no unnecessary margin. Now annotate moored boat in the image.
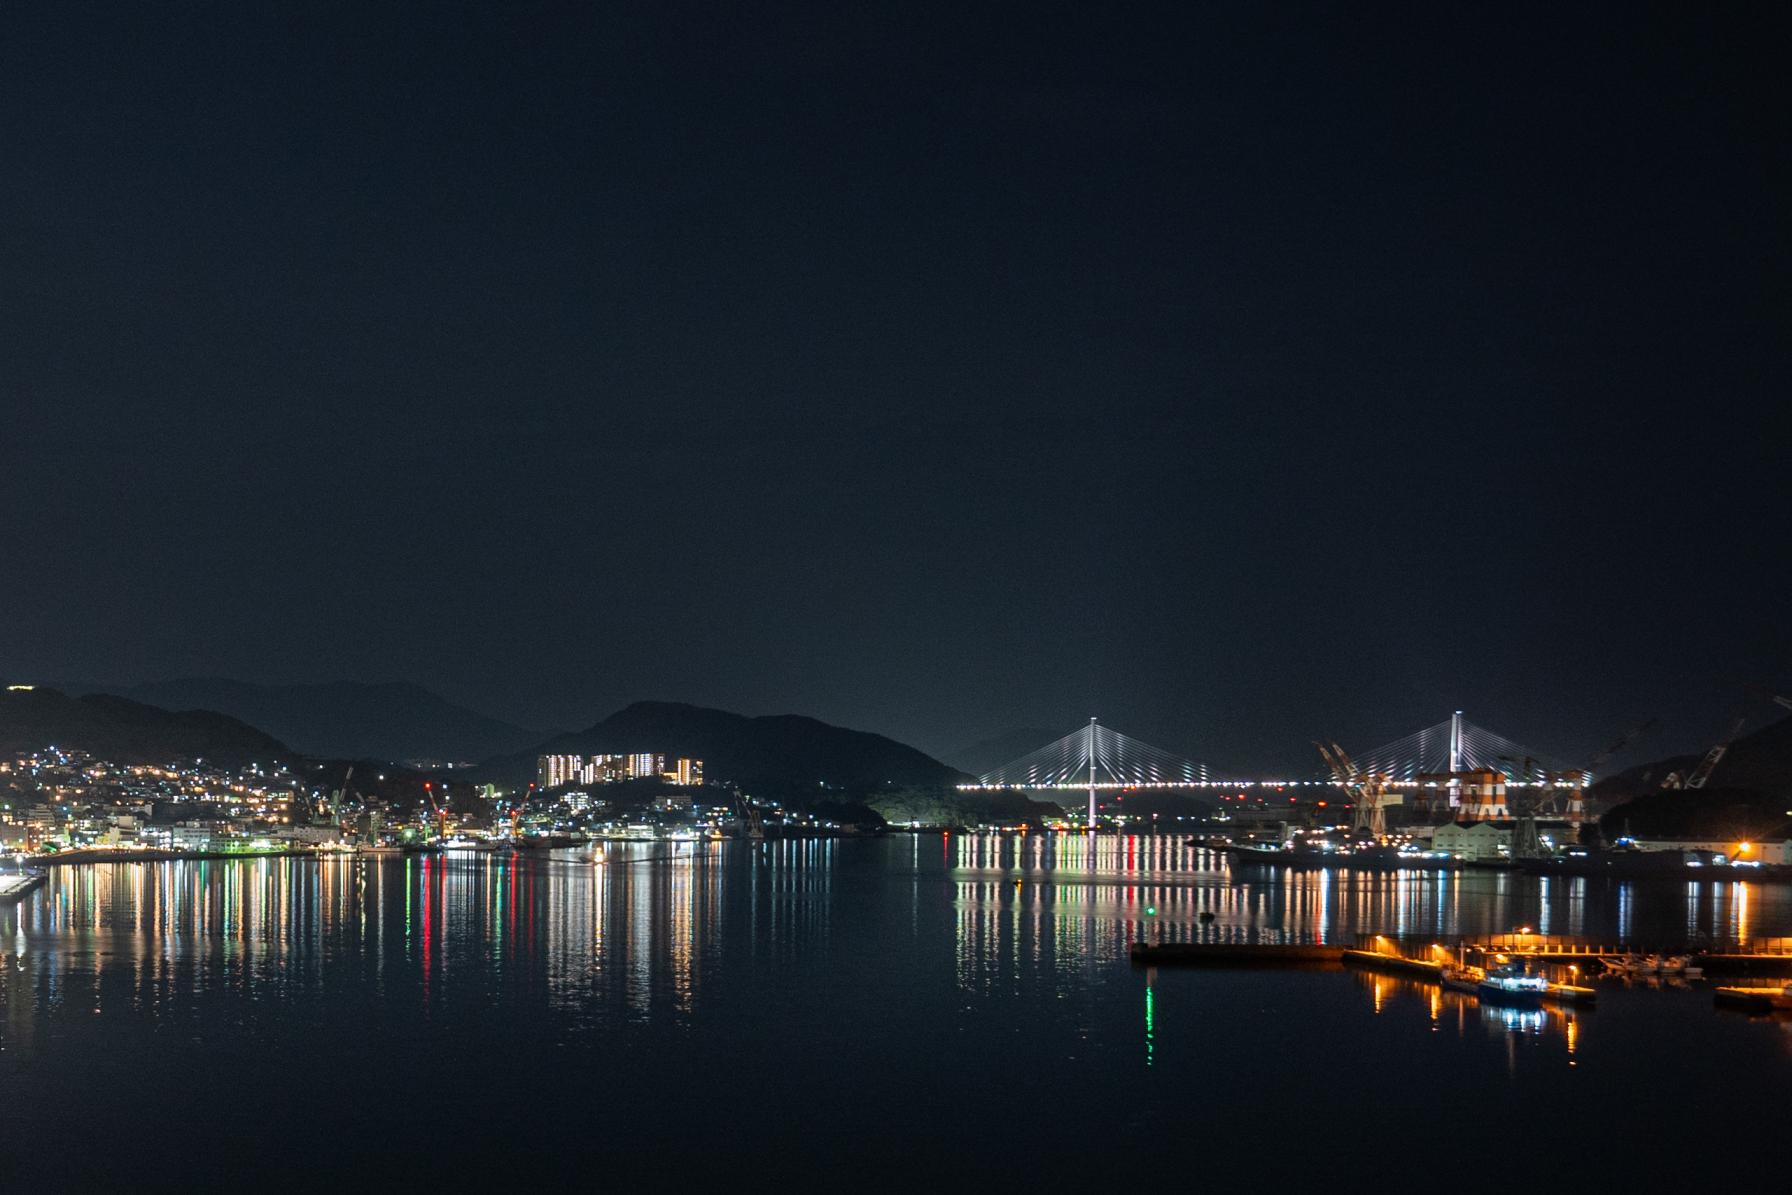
[1440,965,1483,994]
[1224,842,1465,871]
[1713,984,1792,1012]
[1477,960,1549,1007]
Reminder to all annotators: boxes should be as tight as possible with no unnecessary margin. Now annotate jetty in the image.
[1712,983,1792,1012]
[1132,932,1792,981]
[1342,940,1597,1006]
[1468,932,1792,978]
[0,871,47,903]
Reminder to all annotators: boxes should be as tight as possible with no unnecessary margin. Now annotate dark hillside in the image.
[487,701,968,797]
[0,687,293,767]
[93,678,541,762]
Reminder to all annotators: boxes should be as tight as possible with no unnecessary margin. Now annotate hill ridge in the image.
[489,699,969,795]
[78,676,543,762]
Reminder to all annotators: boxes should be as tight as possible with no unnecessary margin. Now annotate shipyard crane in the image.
[422,782,449,841]
[1495,754,1539,831]
[733,789,766,844]
[1526,718,1658,826]
[1662,711,1747,791]
[507,784,534,839]
[1316,741,1390,839]
[1497,756,1547,858]
[316,765,355,825]
[1662,688,1792,791]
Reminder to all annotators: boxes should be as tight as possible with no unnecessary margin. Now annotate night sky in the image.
[3,4,1787,771]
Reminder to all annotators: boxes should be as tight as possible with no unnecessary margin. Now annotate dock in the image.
[0,871,47,903]
[1130,932,1792,981]
[1713,986,1792,1013]
[1467,933,1792,978]
[1344,944,1597,1005]
[1341,948,1443,979]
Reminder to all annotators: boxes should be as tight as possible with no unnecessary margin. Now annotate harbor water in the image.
[3,835,1790,1189]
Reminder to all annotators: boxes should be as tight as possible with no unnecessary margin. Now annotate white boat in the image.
[1478,961,1549,1007]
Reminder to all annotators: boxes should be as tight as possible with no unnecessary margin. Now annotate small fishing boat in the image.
[1477,960,1549,1007]
[1440,965,1483,995]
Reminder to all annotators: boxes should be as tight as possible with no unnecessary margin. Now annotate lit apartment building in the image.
[537,752,702,789]
[537,754,582,790]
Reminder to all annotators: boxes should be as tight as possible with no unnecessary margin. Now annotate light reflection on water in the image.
[1349,968,1572,1052]
[6,834,1792,1034]
[5,834,1792,1187]
[949,831,1791,947]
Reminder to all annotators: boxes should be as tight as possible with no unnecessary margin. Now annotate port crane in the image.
[1535,718,1658,825]
[1662,711,1746,791]
[1491,719,1656,849]
[422,782,449,841]
[1487,755,1556,856]
[314,765,355,827]
[1659,688,1792,792]
[1315,741,1390,839]
[733,789,766,843]
[506,785,534,839]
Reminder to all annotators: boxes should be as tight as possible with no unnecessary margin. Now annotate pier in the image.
[0,870,47,903]
[1131,932,1792,978]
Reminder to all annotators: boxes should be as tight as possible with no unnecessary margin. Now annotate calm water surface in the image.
[4,835,1790,1190]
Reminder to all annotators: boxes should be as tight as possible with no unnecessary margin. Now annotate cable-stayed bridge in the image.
[959,711,1575,830]
[974,719,1210,789]
[1349,711,1567,781]
[966,718,1209,830]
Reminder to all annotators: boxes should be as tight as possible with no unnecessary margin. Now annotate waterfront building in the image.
[1630,837,1791,865]
[1433,820,1511,861]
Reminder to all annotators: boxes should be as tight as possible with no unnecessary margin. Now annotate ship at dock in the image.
[1221,840,1467,871]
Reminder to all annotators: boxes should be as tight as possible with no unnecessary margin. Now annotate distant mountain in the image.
[487,700,970,795]
[85,678,542,763]
[0,687,293,767]
[944,727,1061,778]
[1597,785,1787,841]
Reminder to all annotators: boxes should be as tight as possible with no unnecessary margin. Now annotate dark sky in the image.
[3,3,1788,771]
